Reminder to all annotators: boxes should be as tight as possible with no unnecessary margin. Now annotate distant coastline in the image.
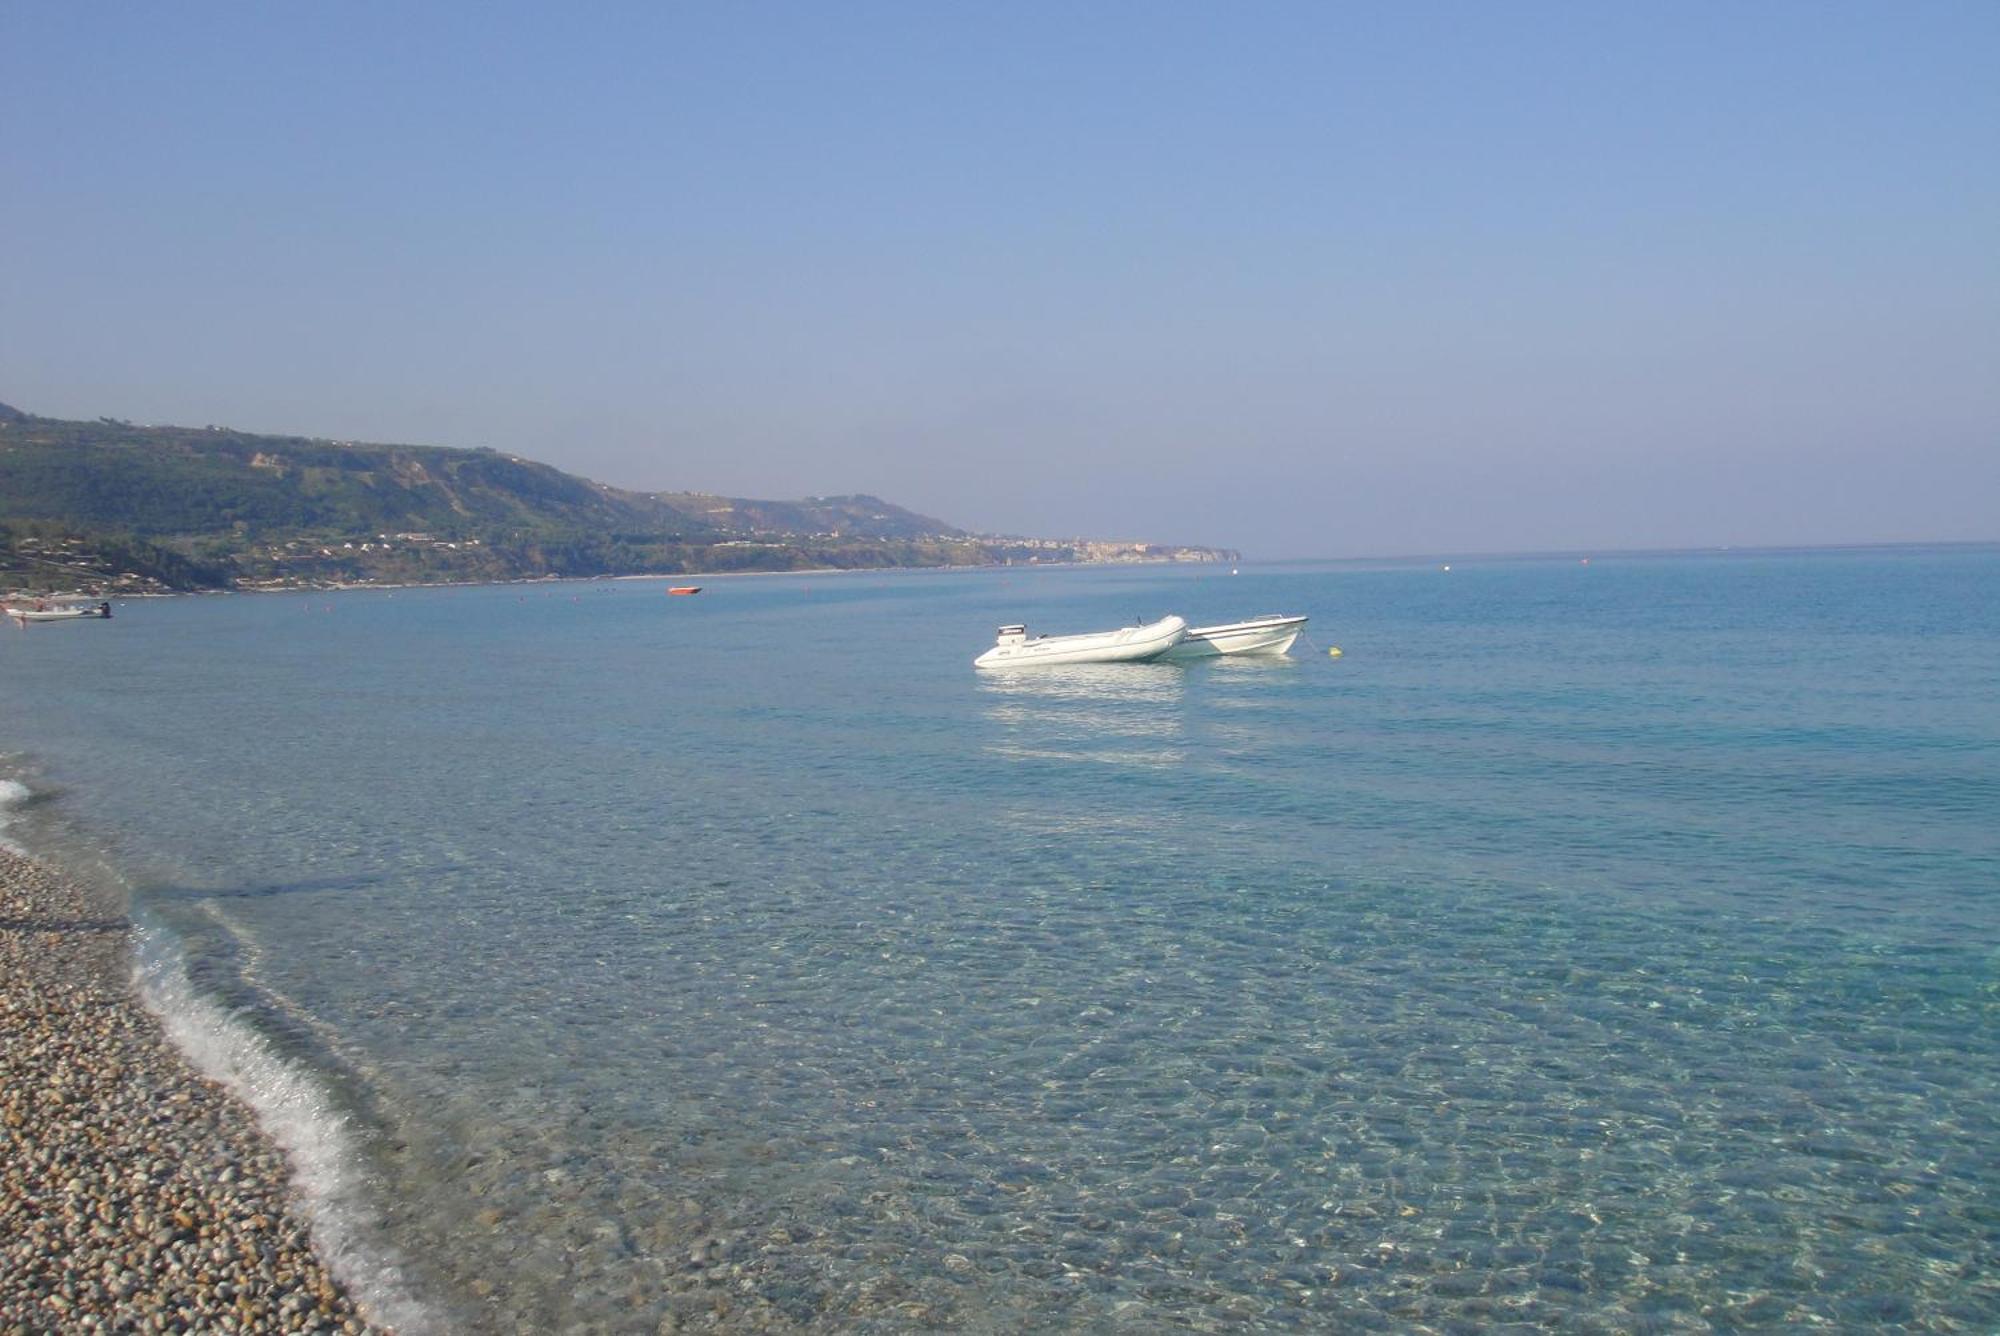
[0,403,1238,598]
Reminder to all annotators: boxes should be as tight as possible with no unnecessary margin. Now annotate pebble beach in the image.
[0,846,378,1334]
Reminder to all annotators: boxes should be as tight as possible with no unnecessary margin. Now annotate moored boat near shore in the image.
[974,615,1186,668]
[3,600,112,625]
[1160,613,1307,660]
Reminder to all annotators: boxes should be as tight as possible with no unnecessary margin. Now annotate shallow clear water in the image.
[3,549,1998,1331]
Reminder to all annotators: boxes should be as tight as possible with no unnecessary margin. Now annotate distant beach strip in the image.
[0,844,382,1333]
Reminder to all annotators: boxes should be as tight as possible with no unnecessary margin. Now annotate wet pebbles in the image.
[0,847,378,1333]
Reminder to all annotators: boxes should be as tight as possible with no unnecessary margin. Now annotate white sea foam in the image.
[0,778,31,854]
[132,920,439,1334]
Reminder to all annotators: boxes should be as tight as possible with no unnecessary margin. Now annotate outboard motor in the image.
[98,601,112,619]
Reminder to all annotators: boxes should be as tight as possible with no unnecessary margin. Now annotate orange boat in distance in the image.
[668,586,702,596]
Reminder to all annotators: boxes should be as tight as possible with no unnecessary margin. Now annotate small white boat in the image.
[1160,613,1307,660]
[4,600,112,625]
[975,615,1186,669]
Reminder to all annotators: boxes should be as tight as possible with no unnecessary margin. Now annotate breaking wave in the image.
[0,777,31,854]
[131,917,439,1334]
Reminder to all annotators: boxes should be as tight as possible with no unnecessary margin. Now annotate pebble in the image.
[0,847,383,1332]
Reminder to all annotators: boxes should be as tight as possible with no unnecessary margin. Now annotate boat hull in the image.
[1160,614,1307,660]
[4,605,110,624]
[975,615,1187,669]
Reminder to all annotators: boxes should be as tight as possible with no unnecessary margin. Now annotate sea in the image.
[2,547,1996,1332]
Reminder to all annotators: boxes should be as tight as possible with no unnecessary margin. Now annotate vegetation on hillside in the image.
[0,407,1233,592]
[0,415,717,541]
[0,520,230,593]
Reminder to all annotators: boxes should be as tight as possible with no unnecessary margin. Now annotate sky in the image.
[3,2,1995,558]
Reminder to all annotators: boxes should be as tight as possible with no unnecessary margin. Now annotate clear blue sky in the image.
[4,2,1995,557]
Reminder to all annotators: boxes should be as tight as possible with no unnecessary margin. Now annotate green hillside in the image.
[0,414,710,540]
[0,407,1224,592]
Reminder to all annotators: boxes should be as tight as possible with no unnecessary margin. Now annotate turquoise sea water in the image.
[3,548,1997,1331]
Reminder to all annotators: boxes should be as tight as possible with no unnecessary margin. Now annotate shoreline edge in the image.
[1,843,388,1333]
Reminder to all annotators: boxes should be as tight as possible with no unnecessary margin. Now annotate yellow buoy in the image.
[1328,647,1343,658]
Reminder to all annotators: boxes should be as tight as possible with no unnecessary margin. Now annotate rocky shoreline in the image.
[0,846,380,1334]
